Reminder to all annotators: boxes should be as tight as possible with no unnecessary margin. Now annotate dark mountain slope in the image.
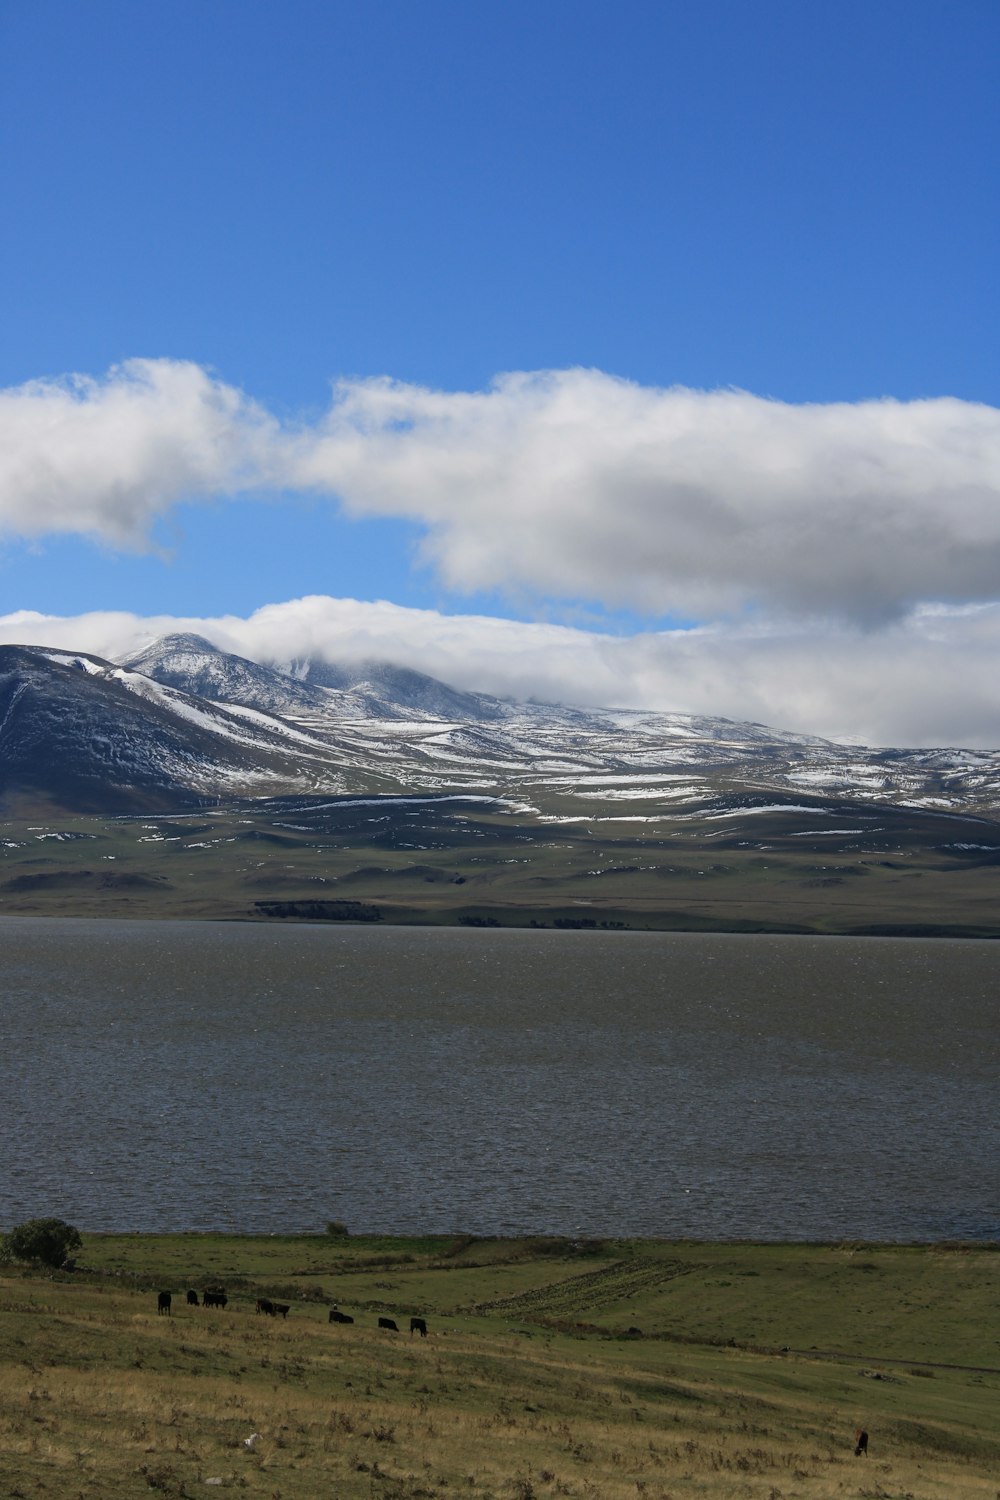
[0,645,334,812]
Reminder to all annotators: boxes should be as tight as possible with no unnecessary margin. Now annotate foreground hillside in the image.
[2,1234,997,1499]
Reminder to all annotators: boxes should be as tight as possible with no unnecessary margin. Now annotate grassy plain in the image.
[2,1234,998,1499]
[3,794,1000,936]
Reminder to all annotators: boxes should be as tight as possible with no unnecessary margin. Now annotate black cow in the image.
[410,1317,428,1337]
[186,1290,199,1306]
[329,1308,354,1324]
[256,1298,275,1316]
[854,1429,869,1457]
[203,1290,228,1309]
[157,1291,171,1316]
[273,1303,290,1319]
[378,1316,399,1331]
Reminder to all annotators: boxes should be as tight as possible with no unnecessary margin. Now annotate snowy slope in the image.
[4,635,1000,821]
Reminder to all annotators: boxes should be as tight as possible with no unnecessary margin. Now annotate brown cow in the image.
[854,1429,869,1457]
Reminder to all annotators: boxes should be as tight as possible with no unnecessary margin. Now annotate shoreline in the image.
[3,906,1000,939]
[12,1229,999,1250]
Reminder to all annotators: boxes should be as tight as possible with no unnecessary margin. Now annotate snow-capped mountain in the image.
[0,643,345,810]
[292,655,508,722]
[123,634,335,719]
[3,634,1000,821]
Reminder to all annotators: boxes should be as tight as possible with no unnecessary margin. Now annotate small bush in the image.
[325,1220,350,1237]
[2,1217,82,1268]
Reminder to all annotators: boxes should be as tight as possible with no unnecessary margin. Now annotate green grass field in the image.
[2,1234,998,1498]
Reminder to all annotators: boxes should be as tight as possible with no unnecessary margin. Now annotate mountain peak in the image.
[292,656,508,722]
[122,633,332,716]
[125,632,224,668]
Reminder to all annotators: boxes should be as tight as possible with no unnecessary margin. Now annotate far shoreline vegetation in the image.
[2,1227,998,1498]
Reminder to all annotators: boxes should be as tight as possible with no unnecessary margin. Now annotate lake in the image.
[2,917,997,1241]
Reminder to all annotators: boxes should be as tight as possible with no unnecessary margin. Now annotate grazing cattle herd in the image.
[150,1290,871,1454]
[158,1290,427,1335]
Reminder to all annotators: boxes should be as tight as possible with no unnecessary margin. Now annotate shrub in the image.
[2,1217,82,1268]
[325,1220,350,1237]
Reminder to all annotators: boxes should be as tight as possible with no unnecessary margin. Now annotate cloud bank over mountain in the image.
[3,360,1000,626]
[4,596,1000,749]
[4,359,1000,747]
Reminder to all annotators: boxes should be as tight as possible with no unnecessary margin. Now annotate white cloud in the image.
[4,595,1000,749]
[0,359,278,547]
[297,371,1000,625]
[2,361,1000,625]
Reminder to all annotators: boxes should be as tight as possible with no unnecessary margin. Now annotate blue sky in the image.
[1,0,999,744]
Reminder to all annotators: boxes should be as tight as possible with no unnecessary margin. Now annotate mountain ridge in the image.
[1,634,998,822]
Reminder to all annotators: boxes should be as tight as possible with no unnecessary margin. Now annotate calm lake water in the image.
[1,917,997,1241]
